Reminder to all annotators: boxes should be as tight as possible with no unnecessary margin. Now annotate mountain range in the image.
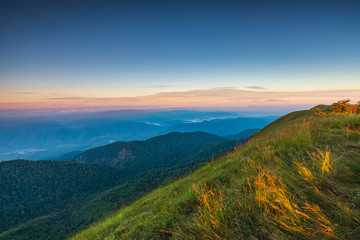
[70,107,360,240]
[0,131,240,240]
[0,110,277,161]
[2,107,356,240]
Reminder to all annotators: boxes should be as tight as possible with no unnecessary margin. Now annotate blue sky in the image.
[0,0,359,109]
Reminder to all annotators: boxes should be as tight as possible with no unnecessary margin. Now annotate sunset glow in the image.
[1,1,359,112]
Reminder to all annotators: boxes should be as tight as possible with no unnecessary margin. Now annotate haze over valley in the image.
[0,110,277,161]
[1,0,359,239]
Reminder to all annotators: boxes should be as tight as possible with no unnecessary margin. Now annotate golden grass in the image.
[253,170,307,234]
[251,169,336,238]
[294,161,315,183]
[309,149,332,177]
[192,183,226,239]
[71,110,360,240]
[320,150,332,176]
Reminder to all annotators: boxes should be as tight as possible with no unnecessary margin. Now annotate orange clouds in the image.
[1,88,359,109]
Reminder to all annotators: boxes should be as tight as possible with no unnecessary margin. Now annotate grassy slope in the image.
[72,110,360,240]
[56,141,237,239]
[0,136,238,240]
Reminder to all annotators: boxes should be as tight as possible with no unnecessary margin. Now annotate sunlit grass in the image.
[192,183,226,239]
[319,150,332,176]
[251,168,336,238]
[294,161,315,183]
[71,110,360,240]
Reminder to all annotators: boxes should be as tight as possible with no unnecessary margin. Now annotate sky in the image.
[0,0,360,112]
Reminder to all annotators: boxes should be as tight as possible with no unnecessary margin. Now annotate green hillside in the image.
[70,131,231,173]
[225,128,260,140]
[72,109,360,239]
[0,160,125,238]
[0,132,238,240]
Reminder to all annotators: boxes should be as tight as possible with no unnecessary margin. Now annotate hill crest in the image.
[69,131,234,172]
[71,108,360,240]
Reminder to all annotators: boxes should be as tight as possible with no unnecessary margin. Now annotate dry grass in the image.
[251,169,336,238]
[309,149,332,177]
[294,161,315,183]
[71,110,360,240]
[192,184,226,239]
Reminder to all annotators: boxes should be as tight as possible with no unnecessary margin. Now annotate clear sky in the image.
[1,0,359,111]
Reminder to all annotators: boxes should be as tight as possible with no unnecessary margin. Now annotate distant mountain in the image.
[167,117,277,136]
[53,150,83,160]
[69,132,233,173]
[0,121,163,161]
[225,128,260,140]
[71,108,360,240]
[0,111,276,161]
[0,131,239,240]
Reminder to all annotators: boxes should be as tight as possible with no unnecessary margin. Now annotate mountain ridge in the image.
[71,108,360,239]
[68,131,234,173]
[0,131,240,240]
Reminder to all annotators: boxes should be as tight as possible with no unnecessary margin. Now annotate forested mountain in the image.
[0,160,125,235]
[72,108,360,240]
[0,111,276,161]
[69,132,233,172]
[0,132,240,240]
